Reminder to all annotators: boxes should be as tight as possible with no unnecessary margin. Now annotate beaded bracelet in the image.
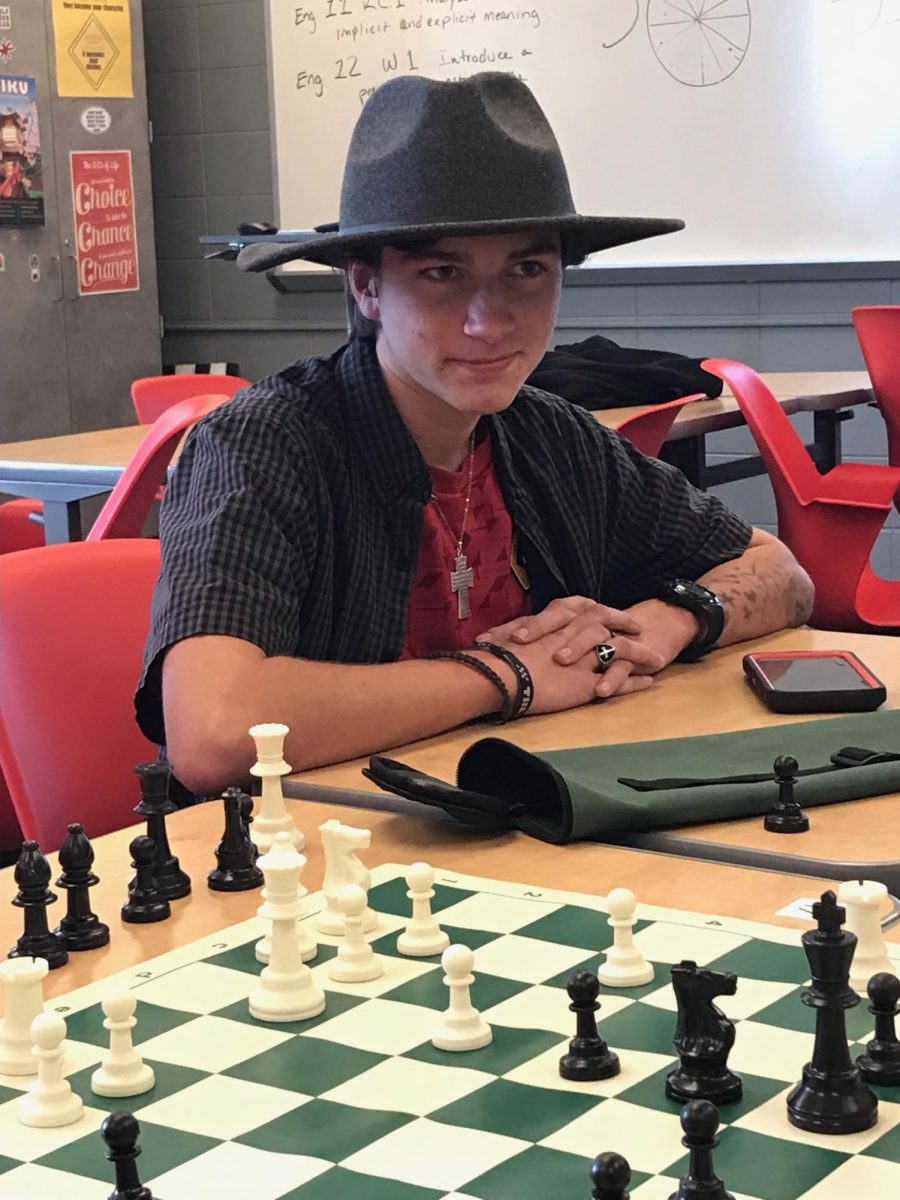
[427,650,516,723]
[473,642,535,721]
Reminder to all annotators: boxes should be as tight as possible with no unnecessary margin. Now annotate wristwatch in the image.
[657,579,726,662]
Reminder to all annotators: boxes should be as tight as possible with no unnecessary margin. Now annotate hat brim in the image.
[237,214,684,272]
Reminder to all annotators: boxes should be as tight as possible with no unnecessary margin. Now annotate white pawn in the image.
[328,885,384,983]
[91,991,155,1097]
[19,1012,84,1128]
[597,888,655,988]
[248,723,305,854]
[0,956,48,1075]
[255,859,318,965]
[250,832,325,1022]
[397,862,450,958]
[432,944,492,1051]
[838,879,896,993]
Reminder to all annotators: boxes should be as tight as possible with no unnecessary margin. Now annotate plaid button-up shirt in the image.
[136,337,751,745]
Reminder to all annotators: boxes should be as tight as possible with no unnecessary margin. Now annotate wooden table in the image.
[290,628,900,890]
[3,797,895,1003]
[0,372,872,542]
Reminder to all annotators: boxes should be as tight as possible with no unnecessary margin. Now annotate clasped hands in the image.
[476,595,700,716]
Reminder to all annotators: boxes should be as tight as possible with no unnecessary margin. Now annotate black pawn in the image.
[786,890,877,1134]
[559,969,620,1081]
[857,972,900,1086]
[764,755,809,833]
[240,792,259,863]
[122,837,171,924]
[208,788,264,892]
[133,761,191,900]
[8,840,68,968]
[591,1151,631,1199]
[102,1111,154,1200]
[668,1100,734,1200]
[54,823,110,951]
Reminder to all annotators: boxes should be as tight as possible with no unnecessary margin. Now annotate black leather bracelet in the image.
[427,650,516,723]
[474,642,535,720]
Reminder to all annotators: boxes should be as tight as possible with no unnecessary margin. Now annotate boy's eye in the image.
[513,260,548,277]
[421,264,460,281]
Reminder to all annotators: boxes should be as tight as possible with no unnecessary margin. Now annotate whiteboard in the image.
[265,0,900,269]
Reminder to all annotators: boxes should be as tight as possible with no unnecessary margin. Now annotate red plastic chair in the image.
[0,497,45,554]
[614,393,704,458]
[87,392,229,541]
[0,539,161,851]
[703,358,900,632]
[132,373,249,424]
[852,306,900,472]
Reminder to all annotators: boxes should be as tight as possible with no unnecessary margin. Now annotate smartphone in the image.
[742,650,886,714]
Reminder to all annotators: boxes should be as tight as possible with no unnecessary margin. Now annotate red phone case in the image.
[742,649,886,713]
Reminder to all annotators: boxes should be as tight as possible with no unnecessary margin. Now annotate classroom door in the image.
[44,0,160,432]
[0,7,71,443]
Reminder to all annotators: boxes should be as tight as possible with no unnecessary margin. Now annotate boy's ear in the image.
[348,261,380,319]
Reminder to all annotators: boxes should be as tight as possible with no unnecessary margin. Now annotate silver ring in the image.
[594,642,616,672]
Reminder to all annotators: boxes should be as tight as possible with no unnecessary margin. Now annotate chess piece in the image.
[248,723,304,854]
[255,842,318,965]
[591,1151,631,1200]
[838,879,896,993]
[7,841,68,968]
[208,787,264,891]
[668,1100,734,1200]
[763,755,809,833]
[0,956,48,1075]
[91,991,156,1097]
[133,761,191,899]
[432,944,492,1051]
[786,890,878,1134]
[328,884,384,983]
[240,791,260,862]
[54,823,110,950]
[18,1012,84,1127]
[559,970,620,1081]
[317,818,377,935]
[597,888,654,987]
[249,832,325,1022]
[397,862,450,957]
[102,1111,155,1200]
[122,837,171,924]
[666,962,742,1104]
[857,972,900,1086]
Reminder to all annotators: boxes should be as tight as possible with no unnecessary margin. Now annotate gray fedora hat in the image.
[238,72,684,273]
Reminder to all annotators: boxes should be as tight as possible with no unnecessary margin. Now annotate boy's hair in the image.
[343,234,585,341]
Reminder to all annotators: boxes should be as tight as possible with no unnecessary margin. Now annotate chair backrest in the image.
[614,394,704,458]
[701,358,822,503]
[132,373,250,424]
[0,540,161,851]
[87,393,229,541]
[852,306,900,466]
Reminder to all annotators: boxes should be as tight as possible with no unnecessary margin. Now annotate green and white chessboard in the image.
[3,865,900,1200]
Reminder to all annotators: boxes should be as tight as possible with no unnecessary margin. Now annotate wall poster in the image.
[51,0,133,98]
[70,149,139,295]
[0,74,44,226]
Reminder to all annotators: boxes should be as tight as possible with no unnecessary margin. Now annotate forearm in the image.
[699,532,814,647]
[163,641,511,792]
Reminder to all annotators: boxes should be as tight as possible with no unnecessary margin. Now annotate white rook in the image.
[0,956,48,1075]
[248,723,304,854]
[838,879,896,993]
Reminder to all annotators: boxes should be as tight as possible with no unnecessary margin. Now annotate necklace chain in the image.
[430,430,477,558]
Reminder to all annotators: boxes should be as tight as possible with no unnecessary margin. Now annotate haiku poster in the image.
[0,75,44,227]
[52,0,133,98]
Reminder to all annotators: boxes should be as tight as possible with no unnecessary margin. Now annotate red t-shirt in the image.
[401,435,531,660]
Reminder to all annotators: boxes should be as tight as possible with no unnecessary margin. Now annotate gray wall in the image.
[142,0,900,576]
